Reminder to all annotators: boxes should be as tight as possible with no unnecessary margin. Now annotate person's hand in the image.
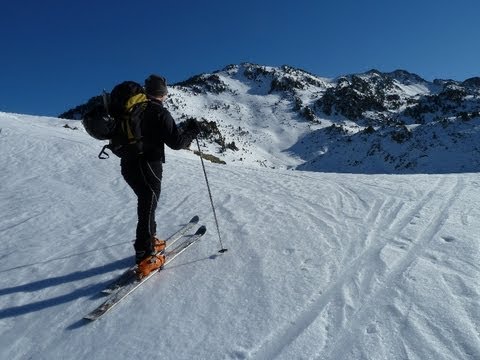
[185,118,201,137]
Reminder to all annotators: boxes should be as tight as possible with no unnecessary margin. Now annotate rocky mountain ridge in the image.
[60,63,480,173]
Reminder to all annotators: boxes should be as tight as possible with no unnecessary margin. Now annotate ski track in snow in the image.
[0,113,479,360]
[250,176,478,360]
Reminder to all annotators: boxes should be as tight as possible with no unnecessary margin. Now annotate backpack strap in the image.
[125,93,148,112]
[98,144,111,159]
[124,94,149,143]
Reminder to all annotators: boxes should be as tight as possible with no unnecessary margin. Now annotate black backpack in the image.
[82,81,149,159]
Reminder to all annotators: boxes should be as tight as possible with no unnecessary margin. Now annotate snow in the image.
[170,79,311,170]
[394,81,431,97]
[0,112,479,359]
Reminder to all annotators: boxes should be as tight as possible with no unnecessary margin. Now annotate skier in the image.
[120,74,201,278]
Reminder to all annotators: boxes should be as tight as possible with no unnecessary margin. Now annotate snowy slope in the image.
[0,112,479,360]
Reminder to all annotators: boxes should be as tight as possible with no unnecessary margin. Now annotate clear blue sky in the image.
[1,0,479,117]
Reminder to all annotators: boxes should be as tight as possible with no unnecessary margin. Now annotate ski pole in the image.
[195,137,228,253]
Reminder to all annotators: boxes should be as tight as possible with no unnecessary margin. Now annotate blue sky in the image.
[1,0,479,117]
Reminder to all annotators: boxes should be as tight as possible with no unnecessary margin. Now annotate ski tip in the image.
[196,225,207,235]
[190,215,200,223]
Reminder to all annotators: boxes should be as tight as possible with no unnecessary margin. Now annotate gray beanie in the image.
[145,74,168,96]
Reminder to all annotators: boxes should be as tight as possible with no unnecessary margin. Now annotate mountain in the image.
[60,63,480,173]
[0,112,479,359]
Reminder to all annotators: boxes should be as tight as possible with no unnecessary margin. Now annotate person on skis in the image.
[120,74,200,278]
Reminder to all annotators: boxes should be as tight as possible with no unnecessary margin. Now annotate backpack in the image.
[82,81,149,159]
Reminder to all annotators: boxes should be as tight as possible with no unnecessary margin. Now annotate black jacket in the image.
[140,98,195,162]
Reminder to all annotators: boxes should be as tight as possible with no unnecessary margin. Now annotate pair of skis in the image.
[84,216,206,321]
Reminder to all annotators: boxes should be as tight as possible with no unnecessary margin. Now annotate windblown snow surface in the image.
[0,112,479,360]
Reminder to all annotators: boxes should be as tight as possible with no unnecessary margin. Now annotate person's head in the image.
[145,74,168,100]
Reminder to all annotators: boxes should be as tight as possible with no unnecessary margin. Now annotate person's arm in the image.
[160,111,200,150]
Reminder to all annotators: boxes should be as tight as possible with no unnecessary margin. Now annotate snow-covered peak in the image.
[60,63,480,173]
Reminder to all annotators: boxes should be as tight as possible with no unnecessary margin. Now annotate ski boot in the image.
[152,236,166,254]
[136,252,166,279]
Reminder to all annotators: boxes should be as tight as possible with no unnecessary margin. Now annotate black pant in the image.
[120,157,163,255]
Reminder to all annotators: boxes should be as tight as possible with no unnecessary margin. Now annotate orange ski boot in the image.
[136,252,166,279]
[152,236,166,254]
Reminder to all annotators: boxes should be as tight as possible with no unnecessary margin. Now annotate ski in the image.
[84,225,206,321]
[101,215,200,294]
